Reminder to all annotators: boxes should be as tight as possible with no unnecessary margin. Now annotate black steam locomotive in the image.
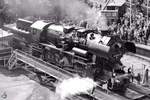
[6,18,136,92]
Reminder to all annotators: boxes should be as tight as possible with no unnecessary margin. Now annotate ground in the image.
[0,67,63,100]
[121,54,150,75]
[121,53,150,85]
[0,52,150,100]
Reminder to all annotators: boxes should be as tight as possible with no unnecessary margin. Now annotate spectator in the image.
[136,73,141,84]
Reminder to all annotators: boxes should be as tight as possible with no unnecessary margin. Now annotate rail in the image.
[129,83,150,98]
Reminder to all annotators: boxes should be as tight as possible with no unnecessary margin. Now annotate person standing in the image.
[142,68,149,86]
[145,25,150,44]
[136,73,141,84]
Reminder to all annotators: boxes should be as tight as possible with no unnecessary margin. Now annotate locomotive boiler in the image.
[6,18,136,92]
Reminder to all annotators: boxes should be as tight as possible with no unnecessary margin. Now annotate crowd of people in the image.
[0,0,149,45]
[108,11,150,45]
[105,0,150,45]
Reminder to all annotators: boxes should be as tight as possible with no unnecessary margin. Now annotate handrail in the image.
[0,47,12,58]
[13,49,74,81]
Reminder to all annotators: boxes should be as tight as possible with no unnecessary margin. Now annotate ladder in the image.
[7,49,74,81]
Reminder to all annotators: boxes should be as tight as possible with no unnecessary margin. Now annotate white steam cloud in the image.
[48,0,92,24]
[4,0,107,29]
[5,0,51,17]
[86,10,108,29]
[55,77,97,99]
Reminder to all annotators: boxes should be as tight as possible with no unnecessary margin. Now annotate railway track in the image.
[98,84,150,100]
[7,49,130,100]
[5,49,150,100]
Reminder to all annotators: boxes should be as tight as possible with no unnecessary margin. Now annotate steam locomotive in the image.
[6,18,136,92]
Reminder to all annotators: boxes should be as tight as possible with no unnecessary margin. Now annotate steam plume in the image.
[5,0,107,29]
[55,77,97,99]
[5,0,51,17]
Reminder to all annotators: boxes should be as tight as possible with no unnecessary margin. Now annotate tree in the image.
[0,0,5,27]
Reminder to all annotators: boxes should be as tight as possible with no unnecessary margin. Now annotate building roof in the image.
[30,20,49,30]
[107,0,126,7]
